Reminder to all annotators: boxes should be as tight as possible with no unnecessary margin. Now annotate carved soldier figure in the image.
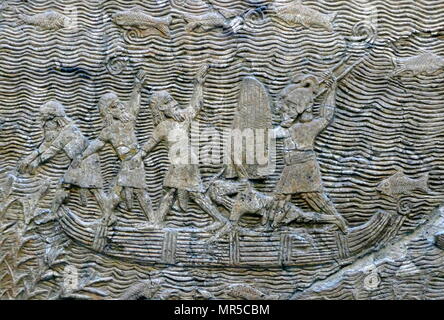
[76,71,154,223]
[272,73,348,233]
[141,64,228,228]
[17,100,109,216]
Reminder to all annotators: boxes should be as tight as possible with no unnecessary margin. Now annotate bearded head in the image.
[39,100,71,129]
[150,90,184,125]
[98,92,132,125]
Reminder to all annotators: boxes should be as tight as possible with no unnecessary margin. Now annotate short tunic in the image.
[275,108,333,195]
[64,153,103,188]
[117,152,146,189]
[151,119,204,192]
[276,150,323,194]
[98,122,147,189]
[40,123,104,189]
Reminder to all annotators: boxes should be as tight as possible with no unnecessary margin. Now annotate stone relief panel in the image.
[0,0,444,300]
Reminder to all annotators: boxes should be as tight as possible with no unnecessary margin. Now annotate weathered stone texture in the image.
[1,0,444,300]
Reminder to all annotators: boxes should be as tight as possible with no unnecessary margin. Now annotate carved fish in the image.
[112,8,171,37]
[390,51,444,77]
[271,0,337,31]
[376,170,430,198]
[182,11,228,32]
[17,10,70,30]
[180,8,243,33]
[118,279,162,300]
[226,283,279,300]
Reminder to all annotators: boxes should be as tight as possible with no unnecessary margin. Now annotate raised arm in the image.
[186,64,209,120]
[128,70,146,118]
[319,77,337,124]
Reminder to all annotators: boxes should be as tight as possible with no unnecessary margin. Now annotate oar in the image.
[315,53,370,99]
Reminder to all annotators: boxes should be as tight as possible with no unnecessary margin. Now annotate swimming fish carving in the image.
[17,10,71,30]
[390,51,444,77]
[376,170,430,198]
[226,283,280,300]
[118,279,162,300]
[180,8,244,33]
[271,0,337,32]
[112,8,171,37]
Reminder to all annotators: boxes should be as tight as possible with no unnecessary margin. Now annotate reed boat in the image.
[57,205,399,268]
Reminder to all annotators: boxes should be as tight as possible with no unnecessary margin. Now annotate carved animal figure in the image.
[271,0,337,31]
[17,10,70,30]
[390,51,444,77]
[377,170,430,198]
[180,8,243,33]
[118,279,162,300]
[231,184,274,224]
[208,179,347,232]
[226,283,279,300]
[112,8,171,37]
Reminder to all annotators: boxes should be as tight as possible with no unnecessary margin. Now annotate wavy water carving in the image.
[1,0,444,300]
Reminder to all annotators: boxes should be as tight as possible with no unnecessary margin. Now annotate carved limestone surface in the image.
[1,0,444,301]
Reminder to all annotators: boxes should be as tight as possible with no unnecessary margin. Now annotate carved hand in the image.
[321,70,337,88]
[28,158,40,175]
[71,156,82,169]
[196,64,210,84]
[135,69,147,87]
[17,159,29,174]
[17,154,36,174]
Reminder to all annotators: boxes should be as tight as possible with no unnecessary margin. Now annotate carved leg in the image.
[109,184,123,210]
[51,188,69,214]
[91,188,116,225]
[156,188,176,223]
[207,221,234,243]
[271,194,291,226]
[91,188,106,212]
[123,187,134,210]
[177,189,189,212]
[134,188,155,222]
[190,192,229,226]
[301,192,336,214]
[207,202,243,242]
[79,188,90,207]
[229,202,244,225]
[272,207,287,228]
[301,192,348,234]
[91,188,117,251]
